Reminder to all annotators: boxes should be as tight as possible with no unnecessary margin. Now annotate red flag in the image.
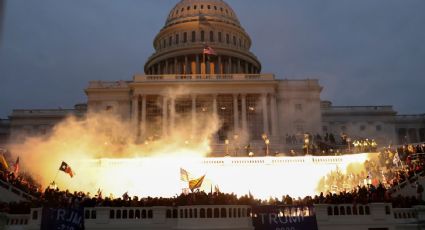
[13,157,19,175]
[59,161,74,178]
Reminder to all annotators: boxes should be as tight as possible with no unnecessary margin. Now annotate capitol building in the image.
[1,0,424,153]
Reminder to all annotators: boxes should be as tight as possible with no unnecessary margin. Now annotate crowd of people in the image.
[1,140,425,216]
[284,133,379,156]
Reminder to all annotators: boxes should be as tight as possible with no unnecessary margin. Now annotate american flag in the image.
[203,46,217,56]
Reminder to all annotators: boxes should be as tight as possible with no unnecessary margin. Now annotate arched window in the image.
[226,34,230,44]
[169,36,172,46]
[201,31,205,42]
[365,206,370,215]
[129,210,134,219]
[346,207,352,215]
[183,32,187,43]
[110,210,115,219]
[214,208,219,218]
[148,210,153,219]
[116,210,121,219]
[166,209,171,218]
[333,206,339,215]
[192,31,196,42]
[122,210,128,219]
[327,207,333,215]
[238,208,241,217]
[210,31,214,42]
[200,208,206,218]
[340,206,345,215]
[135,210,140,219]
[194,208,198,218]
[221,208,227,218]
[180,210,183,218]
[175,34,179,45]
[184,209,188,218]
[142,210,147,218]
[359,206,364,215]
[233,36,236,45]
[229,208,232,217]
[353,206,358,215]
[207,208,213,218]
[173,209,178,218]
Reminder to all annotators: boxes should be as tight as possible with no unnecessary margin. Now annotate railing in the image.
[133,74,275,82]
[87,80,130,89]
[11,109,77,116]
[322,106,395,113]
[0,178,36,202]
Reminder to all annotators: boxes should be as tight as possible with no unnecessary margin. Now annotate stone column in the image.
[228,57,232,73]
[233,94,239,132]
[185,55,189,74]
[132,95,139,129]
[170,97,176,131]
[192,94,197,133]
[262,93,269,135]
[174,58,178,74]
[218,56,222,74]
[141,95,147,138]
[270,93,278,137]
[213,94,218,142]
[162,96,168,137]
[157,63,161,75]
[195,55,200,74]
[241,94,247,132]
[245,61,249,73]
[213,94,218,116]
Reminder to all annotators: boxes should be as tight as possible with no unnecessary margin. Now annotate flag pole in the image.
[52,169,60,184]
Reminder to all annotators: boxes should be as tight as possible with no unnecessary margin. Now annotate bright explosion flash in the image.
[7,112,374,200]
[60,154,372,200]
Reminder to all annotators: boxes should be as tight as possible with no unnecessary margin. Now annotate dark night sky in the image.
[1,0,424,118]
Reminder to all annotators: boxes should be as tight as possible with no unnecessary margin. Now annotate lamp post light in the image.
[347,137,352,152]
[265,139,270,156]
[304,133,310,155]
[225,139,229,156]
[233,134,239,157]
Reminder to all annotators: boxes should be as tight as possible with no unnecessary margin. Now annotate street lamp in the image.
[304,133,310,155]
[347,137,352,152]
[262,133,269,156]
[225,139,229,156]
[265,139,270,156]
[233,134,239,157]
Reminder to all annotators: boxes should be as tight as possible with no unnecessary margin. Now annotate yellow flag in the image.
[0,154,8,170]
[189,175,205,192]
